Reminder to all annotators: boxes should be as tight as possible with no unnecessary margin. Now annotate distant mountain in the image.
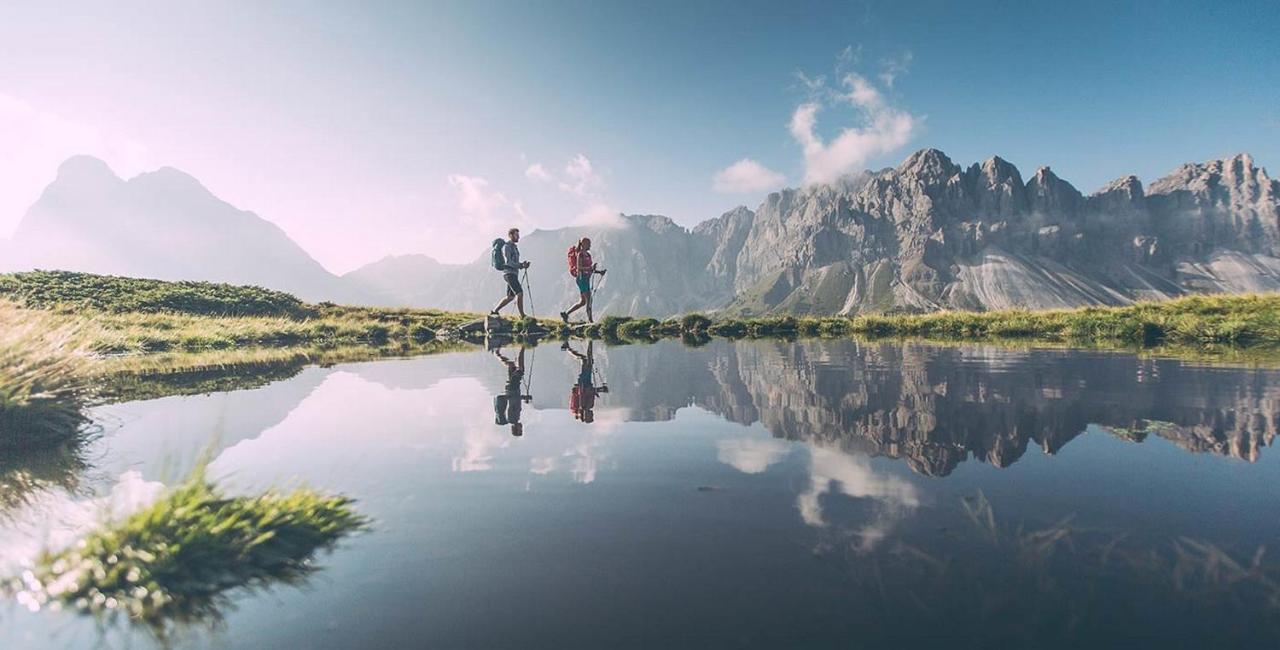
[346,214,732,316]
[342,254,449,307]
[710,150,1280,314]
[9,151,1279,316]
[7,156,361,303]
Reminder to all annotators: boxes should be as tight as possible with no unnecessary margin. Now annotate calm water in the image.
[3,339,1280,648]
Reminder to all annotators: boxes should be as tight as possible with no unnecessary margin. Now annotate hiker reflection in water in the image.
[563,340,608,423]
[493,346,532,437]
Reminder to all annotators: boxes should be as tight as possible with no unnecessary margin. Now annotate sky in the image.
[1,0,1277,271]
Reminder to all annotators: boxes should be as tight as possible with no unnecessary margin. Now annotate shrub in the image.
[599,316,633,338]
[618,318,661,339]
[680,313,713,332]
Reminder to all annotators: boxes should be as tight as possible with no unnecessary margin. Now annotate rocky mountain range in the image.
[3,150,1277,315]
[715,149,1280,314]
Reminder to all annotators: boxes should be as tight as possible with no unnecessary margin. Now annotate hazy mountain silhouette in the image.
[6,156,362,302]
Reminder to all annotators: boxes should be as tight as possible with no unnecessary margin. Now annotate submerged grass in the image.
[820,491,1280,644]
[8,467,368,628]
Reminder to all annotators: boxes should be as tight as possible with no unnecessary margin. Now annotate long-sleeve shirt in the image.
[502,240,521,273]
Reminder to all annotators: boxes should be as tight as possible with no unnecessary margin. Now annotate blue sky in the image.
[1,0,1277,269]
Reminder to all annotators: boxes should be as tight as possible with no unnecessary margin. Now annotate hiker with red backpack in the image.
[559,237,606,323]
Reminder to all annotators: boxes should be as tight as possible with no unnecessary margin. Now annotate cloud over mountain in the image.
[713,159,786,193]
[790,72,918,185]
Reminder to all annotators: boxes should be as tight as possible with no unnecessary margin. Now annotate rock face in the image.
[715,149,1280,314]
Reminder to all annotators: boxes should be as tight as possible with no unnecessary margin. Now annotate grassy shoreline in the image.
[6,270,1280,357]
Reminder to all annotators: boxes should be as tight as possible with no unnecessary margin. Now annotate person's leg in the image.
[586,290,594,322]
[516,292,526,318]
[492,294,513,314]
[565,292,588,315]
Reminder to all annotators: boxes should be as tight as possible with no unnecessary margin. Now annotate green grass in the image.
[0,302,94,450]
[0,271,483,354]
[0,270,315,318]
[561,294,1280,354]
[8,270,1280,358]
[7,468,368,627]
[843,293,1280,347]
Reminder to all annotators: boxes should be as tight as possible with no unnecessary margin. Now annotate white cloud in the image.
[797,445,919,530]
[434,174,529,262]
[558,153,604,198]
[447,174,509,219]
[717,437,792,473]
[525,163,552,182]
[571,202,622,228]
[712,158,787,194]
[789,72,918,185]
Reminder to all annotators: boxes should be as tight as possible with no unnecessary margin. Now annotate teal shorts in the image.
[575,274,591,293]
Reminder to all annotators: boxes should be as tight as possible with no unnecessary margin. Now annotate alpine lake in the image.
[3,337,1280,648]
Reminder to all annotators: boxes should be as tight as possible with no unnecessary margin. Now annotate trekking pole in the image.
[591,264,607,318]
[522,268,535,319]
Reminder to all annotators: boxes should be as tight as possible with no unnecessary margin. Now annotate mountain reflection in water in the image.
[3,338,1279,648]
[532,339,1278,475]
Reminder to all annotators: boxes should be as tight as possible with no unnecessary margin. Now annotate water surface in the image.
[3,339,1280,648]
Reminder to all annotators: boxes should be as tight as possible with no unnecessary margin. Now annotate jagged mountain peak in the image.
[1148,152,1272,194]
[898,148,960,181]
[620,213,684,234]
[1093,175,1144,196]
[977,155,1023,183]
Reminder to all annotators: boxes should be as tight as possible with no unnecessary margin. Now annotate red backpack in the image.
[568,246,591,276]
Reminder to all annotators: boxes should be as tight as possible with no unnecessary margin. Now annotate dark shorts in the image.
[503,272,523,297]
[575,273,591,293]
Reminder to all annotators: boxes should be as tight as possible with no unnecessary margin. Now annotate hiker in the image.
[559,237,607,324]
[563,340,608,423]
[493,346,531,437]
[490,227,531,319]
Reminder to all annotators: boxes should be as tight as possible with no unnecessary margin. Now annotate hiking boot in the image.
[560,311,569,324]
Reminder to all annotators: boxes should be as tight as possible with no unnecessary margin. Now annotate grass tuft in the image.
[7,468,368,627]
[0,301,93,450]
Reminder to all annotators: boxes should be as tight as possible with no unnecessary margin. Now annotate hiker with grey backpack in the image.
[490,227,531,319]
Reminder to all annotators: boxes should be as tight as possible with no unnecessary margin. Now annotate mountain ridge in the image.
[6,150,1278,316]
